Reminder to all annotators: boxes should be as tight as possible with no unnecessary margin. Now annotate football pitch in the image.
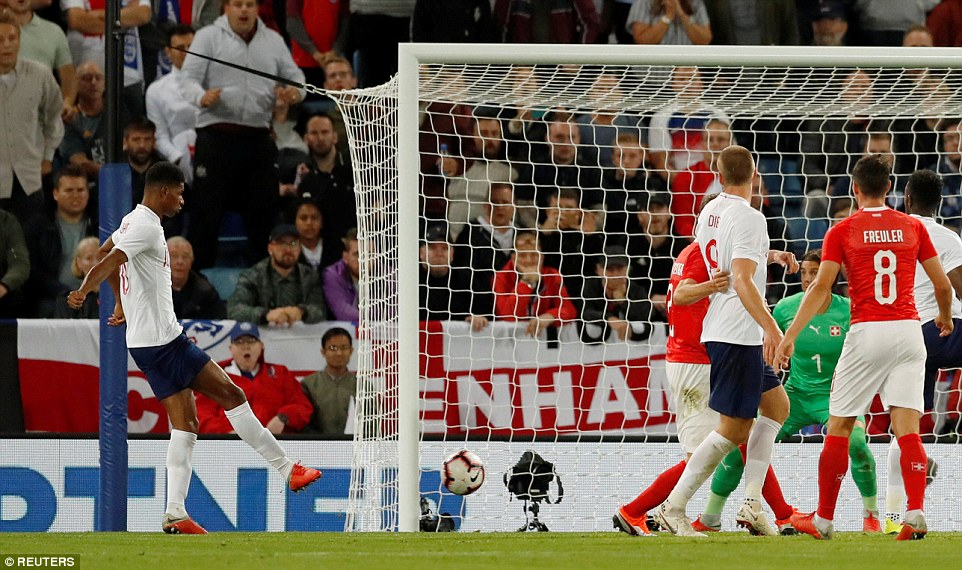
[3,532,962,570]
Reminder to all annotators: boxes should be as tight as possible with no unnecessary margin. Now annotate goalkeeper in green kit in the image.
[692,250,881,533]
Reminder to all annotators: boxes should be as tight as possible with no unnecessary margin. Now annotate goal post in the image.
[337,43,962,533]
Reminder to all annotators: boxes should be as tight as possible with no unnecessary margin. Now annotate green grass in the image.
[2,532,961,570]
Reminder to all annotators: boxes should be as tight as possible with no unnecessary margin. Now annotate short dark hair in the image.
[852,154,892,198]
[322,326,353,348]
[145,162,185,189]
[167,23,195,45]
[307,112,334,125]
[801,249,822,264]
[906,169,944,213]
[290,196,322,222]
[718,145,754,186]
[342,227,358,246]
[555,187,580,203]
[54,164,88,188]
[0,11,21,36]
[124,117,156,136]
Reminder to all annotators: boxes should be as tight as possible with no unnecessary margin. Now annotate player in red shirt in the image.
[775,154,954,541]
[615,228,797,536]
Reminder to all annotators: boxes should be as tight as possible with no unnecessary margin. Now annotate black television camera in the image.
[503,451,564,532]
[418,497,455,532]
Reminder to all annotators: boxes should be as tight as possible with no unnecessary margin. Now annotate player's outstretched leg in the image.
[194,362,322,493]
[614,460,687,536]
[848,422,880,532]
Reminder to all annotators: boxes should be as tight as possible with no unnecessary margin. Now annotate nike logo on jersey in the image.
[469,473,481,482]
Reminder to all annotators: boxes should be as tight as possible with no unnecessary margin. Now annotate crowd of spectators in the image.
[4,0,962,433]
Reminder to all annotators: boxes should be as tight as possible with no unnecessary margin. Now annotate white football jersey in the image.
[912,215,962,324]
[695,192,769,345]
[111,205,183,348]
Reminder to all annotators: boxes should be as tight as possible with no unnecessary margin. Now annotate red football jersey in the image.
[822,207,938,325]
[666,242,711,364]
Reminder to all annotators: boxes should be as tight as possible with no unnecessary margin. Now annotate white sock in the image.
[225,402,294,479]
[666,431,737,510]
[814,513,833,530]
[166,429,197,519]
[885,439,905,519]
[744,415,781,501]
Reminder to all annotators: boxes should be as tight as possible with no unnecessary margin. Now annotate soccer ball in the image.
[442,450,485,495]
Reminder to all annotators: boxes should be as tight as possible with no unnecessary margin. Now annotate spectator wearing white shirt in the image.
[145,24,198,181]
[61,0,151,122]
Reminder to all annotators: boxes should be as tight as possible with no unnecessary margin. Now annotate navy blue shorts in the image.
[922,318,962,410]
[129,333,211,400]
[705,342,782,419]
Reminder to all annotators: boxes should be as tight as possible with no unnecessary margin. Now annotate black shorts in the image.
[129,333,211,400]
[922,318,962,410]
[705,341,781,419]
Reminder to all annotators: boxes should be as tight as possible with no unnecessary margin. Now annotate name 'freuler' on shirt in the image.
[863,230,905,243]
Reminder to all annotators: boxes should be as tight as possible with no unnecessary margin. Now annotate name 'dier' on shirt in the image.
[694,192,769,346]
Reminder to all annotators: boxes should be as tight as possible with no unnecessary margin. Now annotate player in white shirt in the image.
[655,145,798,537]
[68,162,321,535]
[884,169,962,533]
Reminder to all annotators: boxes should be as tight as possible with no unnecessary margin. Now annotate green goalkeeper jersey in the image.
[773,292,850,398]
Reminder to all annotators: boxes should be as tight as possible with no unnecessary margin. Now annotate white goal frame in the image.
[393,43,962,532]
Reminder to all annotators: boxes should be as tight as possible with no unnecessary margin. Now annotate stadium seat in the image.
[217,212,248,268]
[758,157,804,218]
[200,267,244,301]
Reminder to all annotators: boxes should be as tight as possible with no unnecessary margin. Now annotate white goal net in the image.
[336,45,962,533]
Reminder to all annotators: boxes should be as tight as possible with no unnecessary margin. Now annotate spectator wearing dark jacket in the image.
[579,246,655,344]
[0,209,30,318]
[168,237,226,320]
[419,223,473,322]
[452,182,517,319]
[24,165,96,316]
[494,0,600,43]
[54,236,99,318]
[228,224,327,326]
[413,0,496,42]
[538,187,604,305]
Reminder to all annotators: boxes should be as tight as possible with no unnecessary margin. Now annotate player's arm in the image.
[68,239,127,306]
[776,260,841,372]
[947,265,962,302]
[731,257,782,364]
[672,271,730,306]
[921,255,954,337]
